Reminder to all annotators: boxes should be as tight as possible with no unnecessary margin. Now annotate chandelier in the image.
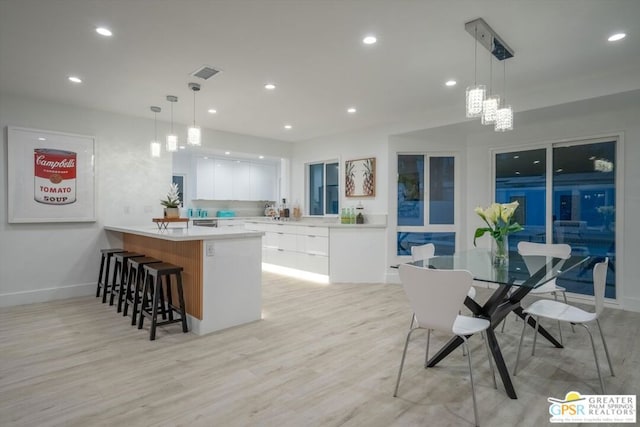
[465,18,514,132]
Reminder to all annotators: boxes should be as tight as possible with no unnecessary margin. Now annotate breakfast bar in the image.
[104,224,264,335]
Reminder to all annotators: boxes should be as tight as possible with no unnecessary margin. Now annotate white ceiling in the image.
[1,0,639,143]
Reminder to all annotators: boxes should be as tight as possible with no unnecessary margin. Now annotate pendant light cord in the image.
[503,60,507,103]
[154,111,158,140]
[170,101,174,134]
[489,48,493,95]
[192,90,196,127]
[474,25,478,86]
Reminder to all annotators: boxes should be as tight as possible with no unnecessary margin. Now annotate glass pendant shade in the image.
[481,95,500,125]
[465,85,486,118]
[495,105,514,132]
[187,126,201,146]
[166,134,178,152]
[150,140,161,158]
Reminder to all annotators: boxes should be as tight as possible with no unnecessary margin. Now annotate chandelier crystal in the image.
[482,95,500,124]
[495,105,513,131]
[466,85,486,118]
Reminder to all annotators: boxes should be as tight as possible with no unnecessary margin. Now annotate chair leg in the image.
[424,329,431,368]
[462,336,480,427]
[532,315,539,356]
[562,291,576,333]
[513,314,530,376]
[551,292,563,345]
[596,319,615,377]
[481,331,497,389]
[393,328,417,397]
[579,324,606,394]
[500,317,507,333]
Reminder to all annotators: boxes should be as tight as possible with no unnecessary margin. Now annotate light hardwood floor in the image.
[1,273,638,427]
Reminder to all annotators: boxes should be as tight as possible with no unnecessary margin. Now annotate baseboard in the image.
[0,283,95,307]
[620,296,640,313]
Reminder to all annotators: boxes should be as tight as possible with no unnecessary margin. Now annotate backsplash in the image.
[188,200,275,217]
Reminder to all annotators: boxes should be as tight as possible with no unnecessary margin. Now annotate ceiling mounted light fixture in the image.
[481,54,500,125]
[187,83,201,146]
[464,18,515,131]
[465,23,485,118]
[166,95,178,152]
[495,60,513,132]
[150,106,161,158]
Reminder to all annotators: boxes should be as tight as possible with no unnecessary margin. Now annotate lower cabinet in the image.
[246,222,329,275]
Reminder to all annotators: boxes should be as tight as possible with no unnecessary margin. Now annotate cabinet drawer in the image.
[263,232,279,249]
[271,248,298,269]
[296,225,329,237]
[278,233,297,251]
[297,253,329,275]
[304,235,328,255]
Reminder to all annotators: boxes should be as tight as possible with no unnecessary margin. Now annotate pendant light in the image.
[465,23,486,118]
[187,82,201,146]
[166,95,178,152]
[482,51,500,125]
[150,106,161,158]
[495,60,513,132]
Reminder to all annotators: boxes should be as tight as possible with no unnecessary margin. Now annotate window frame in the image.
[306,159,340,216]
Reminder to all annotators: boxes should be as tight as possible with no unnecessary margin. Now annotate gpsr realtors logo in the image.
[548,391,636,423]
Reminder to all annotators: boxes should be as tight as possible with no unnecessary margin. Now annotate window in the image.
[495,140,617,298]
[308,161,339,215]
[397,154,457,256]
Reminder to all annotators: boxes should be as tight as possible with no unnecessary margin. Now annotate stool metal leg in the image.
[150,274,160,341]
[109,259,121,306]
[102,254,114,304]
[96,254,106,298]
[138,272,150,330]
[176,272,189,333]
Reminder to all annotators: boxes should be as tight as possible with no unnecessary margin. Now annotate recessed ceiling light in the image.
[445,80,457,87]
[203,156,208,160]
[259,155,264,159]
[347,107,357,114]
[68,76,82,83]
[225,151,230,155]
[284,124,292,130]
[179,146,186,150]
[363,35,377,45]
[38,137,46,141]
[608,33,626,42]
[208,109,217,114]
[264,83,276,90]
[95,27,112,37]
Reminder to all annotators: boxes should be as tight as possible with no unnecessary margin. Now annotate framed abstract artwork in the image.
[7,126,96,223]
[345,157,375,197]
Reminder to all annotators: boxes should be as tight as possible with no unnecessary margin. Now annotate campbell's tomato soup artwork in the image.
[34,149,77,204]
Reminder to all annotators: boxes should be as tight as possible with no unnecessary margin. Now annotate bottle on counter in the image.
[356,202,364,224]
[292,200,302,220]
[340,208,347,224]
[349,207,356,224]
[283,198,290,220]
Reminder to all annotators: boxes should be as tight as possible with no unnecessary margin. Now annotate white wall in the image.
[291,90,640,311]
[0,93,291,306]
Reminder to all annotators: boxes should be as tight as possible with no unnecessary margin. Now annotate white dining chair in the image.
[410,243,477,357]
[501,241,573,340]
[394,264,496,427]
[513,258,614,394]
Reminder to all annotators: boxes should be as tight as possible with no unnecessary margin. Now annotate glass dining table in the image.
[406,248,590,400]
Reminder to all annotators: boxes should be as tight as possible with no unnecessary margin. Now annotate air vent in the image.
[191,65,221,80]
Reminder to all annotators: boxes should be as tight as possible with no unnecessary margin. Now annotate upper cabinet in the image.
[195,157,277,201]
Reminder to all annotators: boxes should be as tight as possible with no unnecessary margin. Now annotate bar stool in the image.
[138,263,189,340]
[123,256,162,325]
[96,248,125,302]
[109,252,145,312]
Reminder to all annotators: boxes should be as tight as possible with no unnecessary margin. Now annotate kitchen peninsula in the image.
[104,225,264,335]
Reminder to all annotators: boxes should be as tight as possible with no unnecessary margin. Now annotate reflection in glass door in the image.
[495,140,617,298]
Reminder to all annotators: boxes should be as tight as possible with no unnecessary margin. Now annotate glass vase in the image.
[492,235,509,268]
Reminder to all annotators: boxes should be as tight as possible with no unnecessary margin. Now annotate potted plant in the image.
[161,183,181,218]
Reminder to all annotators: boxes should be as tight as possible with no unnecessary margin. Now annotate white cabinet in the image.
[251,163,277,201]
[195,157,277,201]
[213,159,234,200]
[245,222,329,275]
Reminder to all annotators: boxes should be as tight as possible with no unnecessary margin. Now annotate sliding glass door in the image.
[495,139,617,298]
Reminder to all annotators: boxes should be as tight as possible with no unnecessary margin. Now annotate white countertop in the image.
[105,225,264,241]
[243,219,386,229]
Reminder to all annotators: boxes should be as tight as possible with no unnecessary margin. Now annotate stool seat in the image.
[138,262,188,340]
[110,252,145,312]
[96,249,125,301]
[123,256,162,325]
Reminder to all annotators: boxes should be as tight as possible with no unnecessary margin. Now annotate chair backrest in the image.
[411,243,435,262]
[398,264,472,332]
[593,258,609,316]
[518,241,571,281]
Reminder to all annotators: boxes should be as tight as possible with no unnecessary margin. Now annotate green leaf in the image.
[473,227,491,246]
